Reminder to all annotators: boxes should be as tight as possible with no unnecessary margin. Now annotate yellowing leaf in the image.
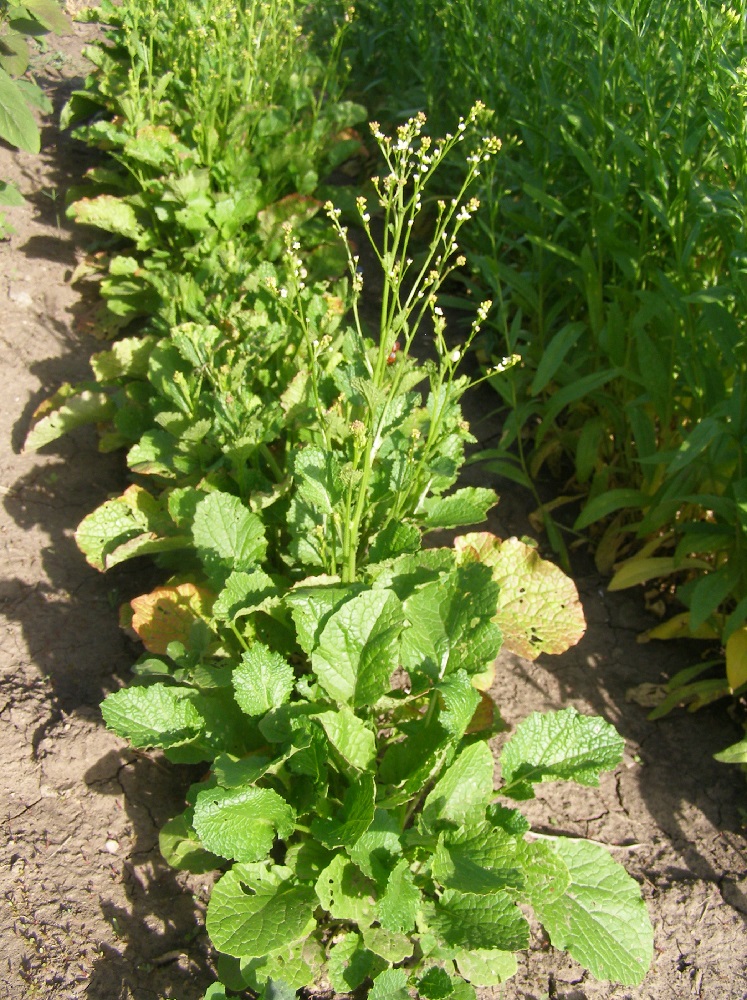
[130,583,213,654]
[454,532,586,659]
[639,612,721,643]
[608,556,710,591]
[726,627,747,692]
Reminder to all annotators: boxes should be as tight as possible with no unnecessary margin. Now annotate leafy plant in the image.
[24,0,653,986]
[79,107,650,995]
[0,0,70,235]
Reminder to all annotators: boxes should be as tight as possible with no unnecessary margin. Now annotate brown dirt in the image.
[0,17,745,1000]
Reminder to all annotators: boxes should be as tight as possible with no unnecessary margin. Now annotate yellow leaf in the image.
[639,612,721,642]
[608,556,710,591]
[130,583,213,654]
[726,627,747,692]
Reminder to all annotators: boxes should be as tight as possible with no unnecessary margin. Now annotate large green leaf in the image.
[90,335,157,382]
[311,588,405,706]
[500,708,624,800]
[534,838,653,985]
[0,66,39,152]
[233,644,294,717]
[192,491,267,578]
[422,742,494,831]
[327,932,384,993]
[315,854,377,924]
[455,948,517,986]
[431,821,523,896]
[420,487,498,529]
[293,445,343,515]
[375,858,421,933]
[400,563,502,680]
[193,785,295,862]
[428,888,529,951]
[101,684,202,749]
[312,773,377,851]
[207,864,316,958]
[315,708,376,771]
[284,579,360,654]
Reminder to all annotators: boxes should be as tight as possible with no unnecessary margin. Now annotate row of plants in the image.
[24,1,655,996]
[340,0,747,726]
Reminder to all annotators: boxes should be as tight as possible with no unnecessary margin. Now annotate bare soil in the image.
[0,17,745,1000]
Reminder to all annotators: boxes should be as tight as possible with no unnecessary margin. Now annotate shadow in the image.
[82,749,215,1000]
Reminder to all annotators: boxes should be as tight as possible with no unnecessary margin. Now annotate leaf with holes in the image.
[454,533,585,659]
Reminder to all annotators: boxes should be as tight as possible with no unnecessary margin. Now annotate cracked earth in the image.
[1,15,746,1000]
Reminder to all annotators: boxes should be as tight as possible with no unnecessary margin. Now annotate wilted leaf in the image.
[24,385,113,452]
[68,194,143,239]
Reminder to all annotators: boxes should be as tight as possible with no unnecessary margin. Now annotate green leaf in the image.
[348,807,402,880]
[573,488,650,531]
[312,773,376,850]
[0,179,24,206]
[24,386,114,452]
[0,66,39,152]
[515,837,571,908]
[293,445,343,515]
[438,670,481,738]
[23,0,71,34]
[233,644,294,717]
[311,588,405,706]
[370,968,410,1000]
[213,569,279,622]
[193,785,295,863]
[431,821,523,895]
[284,579,359,655]
[159,811,223,874]
[535,838,653,985]
[90,335,157,382]
[421,487,498,529]
[400,563,502,680]
[422,742,495,831]
[207,864,316,958]
[454,949,517,986]
[327,932,384,993]
[203,985,228,1000]
[416,966,455,999]
[454,533,586,659]
[500,708,624,800]
[429,888,529,951]
[530,321,585,395]
[362,925,413,963]
[68,194,143,239]
[193,491,267,578]
[315,708,376,771]
[101,684,202,749]
[376,858,421,933]
[315,854,377,924]
[714,738,747,764]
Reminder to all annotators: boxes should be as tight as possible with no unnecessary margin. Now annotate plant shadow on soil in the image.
[0,44,217,998]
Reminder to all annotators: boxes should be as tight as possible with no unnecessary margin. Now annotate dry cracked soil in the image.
[0,14,746,1000]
